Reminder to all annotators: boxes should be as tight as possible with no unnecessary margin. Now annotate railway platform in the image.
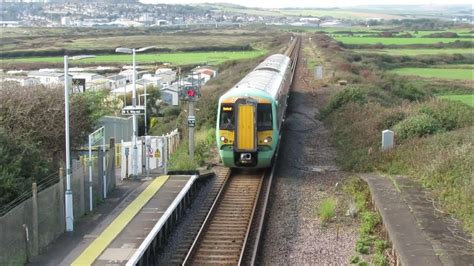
[28,173,202,266]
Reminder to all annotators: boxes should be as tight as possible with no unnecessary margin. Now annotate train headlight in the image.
[220,136,228,143]
[263,137,272,143]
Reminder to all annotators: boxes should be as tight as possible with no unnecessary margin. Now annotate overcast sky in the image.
[139,0,473,8]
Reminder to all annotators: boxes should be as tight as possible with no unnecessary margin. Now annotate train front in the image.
[216,94,277,168]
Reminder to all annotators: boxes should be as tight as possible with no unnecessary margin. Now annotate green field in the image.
[438,94,474,106]
[355,48,473,56]
[334,36,473,45]
[390,68,474,80]
[3,50,268,65]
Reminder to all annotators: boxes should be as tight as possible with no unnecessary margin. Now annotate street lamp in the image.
[64,54,95,232]
[115,46,157,178]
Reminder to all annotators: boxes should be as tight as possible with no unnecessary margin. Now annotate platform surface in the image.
[71,175,191,266]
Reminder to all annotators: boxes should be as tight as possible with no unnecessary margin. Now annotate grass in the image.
[344,177,389,265]
[438,94,474,107]
[3,50,268,66]
[318,197,337,223]
[0,28,273,53]
[389,68,474,80]
[355,48,473,56]
[334,36,473,45]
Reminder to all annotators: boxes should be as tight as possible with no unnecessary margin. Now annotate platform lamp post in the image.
[115,46,157,178]
[64,54,95,232]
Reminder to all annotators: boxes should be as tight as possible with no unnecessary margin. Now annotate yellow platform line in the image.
[71,175,169,266]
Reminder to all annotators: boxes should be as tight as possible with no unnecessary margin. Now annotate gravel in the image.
[259,38,359,265]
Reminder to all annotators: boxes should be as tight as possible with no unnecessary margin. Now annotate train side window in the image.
[257,104,272,131]
[219,104,234,130]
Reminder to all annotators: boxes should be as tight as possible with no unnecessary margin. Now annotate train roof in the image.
[221,54,290,101]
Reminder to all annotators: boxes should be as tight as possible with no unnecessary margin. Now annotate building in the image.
[142,74,163,87]
[154,68,176,84]
[27,71,71,86]
[61,17,72,26]
[105,75,127,90]
[70,72,104,92]
[1,76,39,87]
[119,69,149,83]
[160,84,179,106]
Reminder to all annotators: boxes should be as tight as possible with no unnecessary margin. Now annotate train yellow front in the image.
[216,54,295,168]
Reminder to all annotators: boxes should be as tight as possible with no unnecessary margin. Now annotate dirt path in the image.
[259,36,358,264]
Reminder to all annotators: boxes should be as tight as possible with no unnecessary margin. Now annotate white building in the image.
[155,68,176,84]
[142,74,163,87]
[119,69,149,83]
[2,76,39,87]
[61,17,72,26]
[105,75,127,90]
[160,84,179,106]
[27,71,71,86]
[70,72,104,92]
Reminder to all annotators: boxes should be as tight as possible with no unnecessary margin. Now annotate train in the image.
[216,40,299,168]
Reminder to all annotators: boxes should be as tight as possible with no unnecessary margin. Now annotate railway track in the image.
[164,36,300,265]
[182,170,266,265]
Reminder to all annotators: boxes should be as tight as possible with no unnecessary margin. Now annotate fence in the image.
[0,139,116,265]
[120,129,180,179]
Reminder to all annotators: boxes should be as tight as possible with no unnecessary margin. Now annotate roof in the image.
[28,71,65,78]
[221,54,290,101]
[106,75,126,81]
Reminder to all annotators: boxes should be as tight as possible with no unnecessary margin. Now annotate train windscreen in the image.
[257,104,272,131]
[219,104,235,130]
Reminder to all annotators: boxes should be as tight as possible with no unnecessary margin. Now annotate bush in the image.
[318,197,337,223]
[419,100,474,131]
[394,113,442,140]
[321,87,366,118]
[378,111,406,130]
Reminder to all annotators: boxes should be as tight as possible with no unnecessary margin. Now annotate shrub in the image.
[378,111,406,130]
[318,197,337,223]
[394,113,442,140]
[320,87,366,118]
[419,100,474,131]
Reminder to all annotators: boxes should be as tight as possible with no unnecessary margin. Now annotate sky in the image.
[139,0,473,8]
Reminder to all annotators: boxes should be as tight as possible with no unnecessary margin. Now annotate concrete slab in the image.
[360,174,474,266]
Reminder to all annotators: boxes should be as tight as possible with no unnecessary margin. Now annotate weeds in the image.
[344,177,389,265]
[318,197,337,223]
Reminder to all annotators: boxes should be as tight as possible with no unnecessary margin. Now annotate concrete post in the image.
[108,138,116,191]
[315,65,323,80]
[188,101,195,161]
[98,149,104,199]
[382,130,395,151]
[79,160,85,216]
[59,168,65,231]
[31,183,39,255]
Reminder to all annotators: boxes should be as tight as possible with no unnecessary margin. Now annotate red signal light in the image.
[187,89,196,97]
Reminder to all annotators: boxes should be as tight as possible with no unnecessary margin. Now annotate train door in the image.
[234,98,257,165]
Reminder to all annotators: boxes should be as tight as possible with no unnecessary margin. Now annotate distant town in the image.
[2,0,472,28]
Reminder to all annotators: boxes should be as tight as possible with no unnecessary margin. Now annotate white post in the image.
[144,82,147,135]
[64,55,74,232]
[382,130,394,151]
[88,135,93,212]
[164,137,168,175]
[132,48,138,178]
[102,136,106,199]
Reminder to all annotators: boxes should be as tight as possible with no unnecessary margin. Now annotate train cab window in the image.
[257,104,273,131]
[219,104,235,130]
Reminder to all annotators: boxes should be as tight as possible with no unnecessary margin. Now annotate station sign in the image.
[122,105,145,115]
[188,116,196,128]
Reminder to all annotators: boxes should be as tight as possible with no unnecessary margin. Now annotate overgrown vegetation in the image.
[344,177,389,265]
[0,85,115,206]
[313,31,474,233]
